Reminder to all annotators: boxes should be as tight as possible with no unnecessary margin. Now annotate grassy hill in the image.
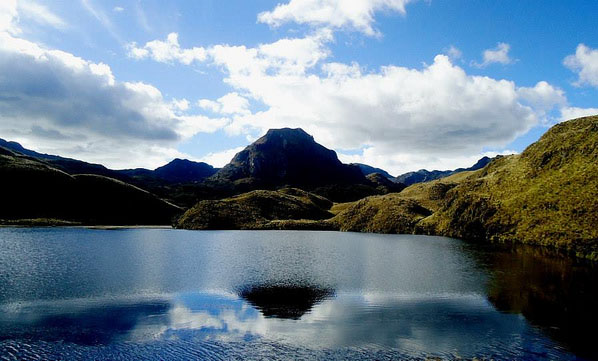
[177,188,334,230]
[0,151,182,225]
[332,115,598,259]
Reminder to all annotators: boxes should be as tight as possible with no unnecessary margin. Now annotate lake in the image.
[0,228,596,360]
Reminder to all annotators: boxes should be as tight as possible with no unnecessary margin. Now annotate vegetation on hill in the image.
[176,188,334,230]
[178,116,598,260]
[333,116,598,259]
[0,151,181,225]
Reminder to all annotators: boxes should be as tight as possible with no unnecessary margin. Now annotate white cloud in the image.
[517,81,566,117]
[127,32,207,65]
[1,0,67,33]
[131,28,564,173]
[564,44,598,87]
[0,24,226,168]
[257,0,414,36]
[210,50,546,160]
[80,0,121,43]
[473,42,514,68]
[199,146,245,168]
[171,98,190,112]
[0,0,19,34]
[445,45,462,61]
[17,0,67,29]
[559,107,598,122]
[198,93,250,115]
[113,6,124,12]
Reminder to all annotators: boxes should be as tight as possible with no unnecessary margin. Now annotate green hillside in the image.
[177,188,333,230]
[0,151,182,225]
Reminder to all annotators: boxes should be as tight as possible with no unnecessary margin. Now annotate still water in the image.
[0,228,596,360]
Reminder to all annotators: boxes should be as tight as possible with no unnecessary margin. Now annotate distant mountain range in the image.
[0,138,219,207]
[394,156,494,185]
[352,155,495,186]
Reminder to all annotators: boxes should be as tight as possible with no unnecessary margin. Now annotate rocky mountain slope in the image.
[204,128,400,201]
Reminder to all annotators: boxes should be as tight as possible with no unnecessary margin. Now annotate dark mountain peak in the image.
[261,128,313,142]
[469,156,492,170]
[154,158,217,184]
[352,163,394,179]
[211,128,366,189]
[156,158,207,169]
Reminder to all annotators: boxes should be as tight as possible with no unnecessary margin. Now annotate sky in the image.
[0,0,597,175]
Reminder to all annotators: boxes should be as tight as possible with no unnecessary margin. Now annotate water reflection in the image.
[0,298,171,345]
[0,229,596,360]
[467,243,598,359]
[238,284,334,319]
[0,290,579,360]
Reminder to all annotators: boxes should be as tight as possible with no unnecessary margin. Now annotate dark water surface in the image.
[0,228,596,360]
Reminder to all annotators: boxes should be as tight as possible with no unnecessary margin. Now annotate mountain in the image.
[178,115,598,260]
[153,159,217,183]
[205,128,388,201]
[0,148,181,225]
[0,138,122,179]
[395,156,493,186]
[0,138,219,207]
[119,159,217,184]
[352,163,394,179]
[366,172,406,194]
[211,128,365,187]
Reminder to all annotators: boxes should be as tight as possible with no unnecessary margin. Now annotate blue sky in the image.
[0,0,596,174]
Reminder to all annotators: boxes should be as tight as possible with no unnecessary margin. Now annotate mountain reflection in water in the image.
[469,243,598,359]
[238,284,334,319]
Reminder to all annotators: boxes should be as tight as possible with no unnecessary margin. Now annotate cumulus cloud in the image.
[564,44,598,87]
[129,27,565,173]
[257,0,414,36]
[0,1,19,34]
[208,49,554,174]
[473,42,514,68]
[560,106,598,122]
[0,28,226,168]
[517,81,566,117]
[198,93,251,115]
[127,32,207,65]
